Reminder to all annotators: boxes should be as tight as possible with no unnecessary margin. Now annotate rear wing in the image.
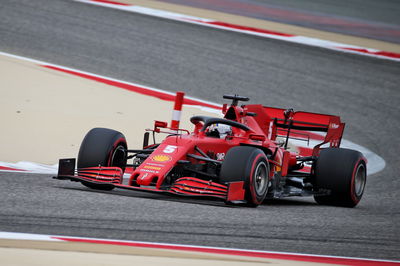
[246,105,345,155]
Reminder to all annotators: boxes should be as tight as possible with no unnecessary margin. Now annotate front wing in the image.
[54,159,245,202]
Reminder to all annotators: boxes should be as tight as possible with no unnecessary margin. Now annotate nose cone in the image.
[135,172,158,186]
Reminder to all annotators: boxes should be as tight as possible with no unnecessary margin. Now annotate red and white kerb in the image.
[171,91,185,129]
[74,0,400,62]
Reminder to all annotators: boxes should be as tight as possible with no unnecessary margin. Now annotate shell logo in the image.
[151,154,172,162]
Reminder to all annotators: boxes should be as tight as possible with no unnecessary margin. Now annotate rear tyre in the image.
[78,128,127,190]
[220,146,269,207]
[313,148,367,207]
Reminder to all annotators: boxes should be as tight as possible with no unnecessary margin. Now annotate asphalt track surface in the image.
[1,0,400,260]
[159,0,400,43]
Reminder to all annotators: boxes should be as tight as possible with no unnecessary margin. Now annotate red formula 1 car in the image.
[54,94,367,207]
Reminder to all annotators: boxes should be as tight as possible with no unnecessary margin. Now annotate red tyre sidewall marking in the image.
[249,153,267,205]
[350,158,365,204]
[106,137,126,167]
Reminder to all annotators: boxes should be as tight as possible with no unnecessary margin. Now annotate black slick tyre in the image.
[313,148,367,207]
[220,146,269,207]
[77,128,127,190]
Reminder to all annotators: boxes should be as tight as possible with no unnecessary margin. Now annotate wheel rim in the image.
[111,145,126,169]
[354,163,366,197]
[254,161,268,195]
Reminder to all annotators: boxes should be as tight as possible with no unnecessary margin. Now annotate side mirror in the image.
[143,132,149,148]
[154,120,168,129]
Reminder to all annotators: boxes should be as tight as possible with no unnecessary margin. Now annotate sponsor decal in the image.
[151,155,172,162]
[268,121,273,139]
[329,123,339,129]
[140,169,159,173]
[216,153,225,161]
[144,165,162,170]
[147,163,164,167]
[140,173,149,180]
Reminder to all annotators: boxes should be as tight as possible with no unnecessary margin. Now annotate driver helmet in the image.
[208,123,232,139]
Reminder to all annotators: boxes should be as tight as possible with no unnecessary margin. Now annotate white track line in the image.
[74,0,400,62]
[1,231,399,265]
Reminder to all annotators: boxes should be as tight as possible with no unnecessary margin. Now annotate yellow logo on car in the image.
[144,165,162,170]
[151,155,172,162]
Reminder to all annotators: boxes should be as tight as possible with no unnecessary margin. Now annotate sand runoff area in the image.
[0,53,220,164]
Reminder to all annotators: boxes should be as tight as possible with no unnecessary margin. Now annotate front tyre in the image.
[220,146,269,207]
[77,128,127,190]
[313,148,367,207]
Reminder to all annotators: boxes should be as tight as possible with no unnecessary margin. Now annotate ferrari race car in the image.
[54,93,367,207]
